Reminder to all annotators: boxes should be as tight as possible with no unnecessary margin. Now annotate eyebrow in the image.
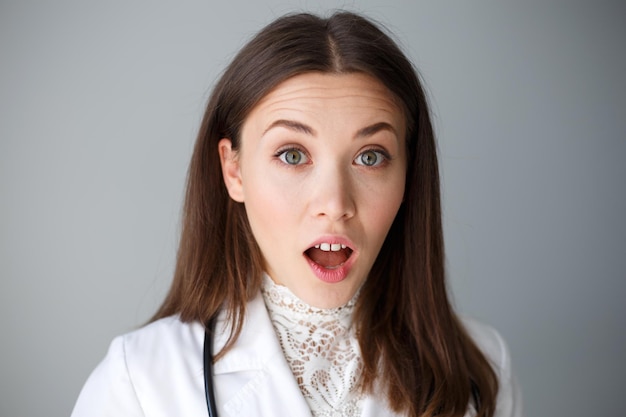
[355,122,398,138]
[263,119,315,136]
[263,119,398,139]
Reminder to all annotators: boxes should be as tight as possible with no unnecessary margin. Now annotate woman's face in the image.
[219,72,406,308]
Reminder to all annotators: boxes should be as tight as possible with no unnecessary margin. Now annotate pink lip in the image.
[304,236,357,284]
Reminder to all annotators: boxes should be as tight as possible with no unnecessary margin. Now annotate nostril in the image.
[315,202,356,221]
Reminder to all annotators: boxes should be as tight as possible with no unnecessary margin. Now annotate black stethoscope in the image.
[203,316,219,417]
[202,316,481,417]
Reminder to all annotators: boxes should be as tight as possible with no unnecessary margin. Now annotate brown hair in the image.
[152,11,498,417]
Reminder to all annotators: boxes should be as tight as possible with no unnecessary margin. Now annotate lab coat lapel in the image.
[212,293,312,417]
[222,353,312,417]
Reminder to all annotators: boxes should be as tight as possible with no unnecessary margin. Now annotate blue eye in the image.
[355,150,385,166]
[278,149,308,165]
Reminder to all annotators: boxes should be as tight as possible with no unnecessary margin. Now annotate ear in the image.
[218,138,244,202]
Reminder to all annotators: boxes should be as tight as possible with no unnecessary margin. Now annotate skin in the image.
[219,72,406,308]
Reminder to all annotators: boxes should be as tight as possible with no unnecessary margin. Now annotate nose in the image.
[309,163,356,221]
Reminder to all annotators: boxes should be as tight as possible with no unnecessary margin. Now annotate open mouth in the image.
[304,242,354,270]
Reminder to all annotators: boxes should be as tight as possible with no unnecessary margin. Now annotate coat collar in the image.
[211,292,312,417]
[212,292,282,374]
[210,292,404,417]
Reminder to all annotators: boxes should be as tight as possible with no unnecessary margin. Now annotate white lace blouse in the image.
[260,274,364,417]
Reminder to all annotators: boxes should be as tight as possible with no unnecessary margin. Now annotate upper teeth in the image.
[315,243,347,251]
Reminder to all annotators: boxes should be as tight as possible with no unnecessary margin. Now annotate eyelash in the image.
[354,147,390,167]
[273,146,391,167]
[274,146,310,166]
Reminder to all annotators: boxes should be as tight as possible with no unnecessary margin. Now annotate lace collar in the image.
[261,274,358,321]
[261,274,364,417]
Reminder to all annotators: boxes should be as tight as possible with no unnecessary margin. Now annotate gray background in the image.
[1,1,624,416]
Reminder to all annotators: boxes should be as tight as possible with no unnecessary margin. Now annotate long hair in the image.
[152,11,498,417]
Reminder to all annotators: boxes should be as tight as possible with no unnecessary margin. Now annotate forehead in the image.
[247,72,405,125]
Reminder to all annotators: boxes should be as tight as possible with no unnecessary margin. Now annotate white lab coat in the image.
[71,292,523,416]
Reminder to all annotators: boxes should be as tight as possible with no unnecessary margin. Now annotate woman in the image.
[72,11,522,417]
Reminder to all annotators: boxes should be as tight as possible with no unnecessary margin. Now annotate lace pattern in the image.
[261,275,364,417]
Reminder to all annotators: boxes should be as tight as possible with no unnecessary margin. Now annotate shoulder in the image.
[460,317,525,417]
[108,316,205,387]
[121,315,205,360]
[72,316,206,417]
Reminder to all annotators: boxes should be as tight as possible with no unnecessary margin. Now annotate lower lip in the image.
[305,254,355,284]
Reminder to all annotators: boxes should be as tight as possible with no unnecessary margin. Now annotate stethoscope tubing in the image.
[203,316,219,417]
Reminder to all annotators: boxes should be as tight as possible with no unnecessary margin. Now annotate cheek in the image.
[242,160,305,219]
[366,176,405,237]
[242,176,296,245]
[374,196,402,233]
